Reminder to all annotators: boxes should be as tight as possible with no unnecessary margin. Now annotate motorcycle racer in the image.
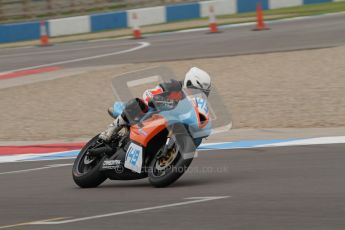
[99,67,212,142]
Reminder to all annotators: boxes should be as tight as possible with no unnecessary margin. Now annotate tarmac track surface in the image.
[0,144,344,230]
[1,13,345,230]
[0,13,345,72]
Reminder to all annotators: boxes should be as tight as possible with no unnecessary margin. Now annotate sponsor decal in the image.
[103,160,121,166]
[102,160,122,170]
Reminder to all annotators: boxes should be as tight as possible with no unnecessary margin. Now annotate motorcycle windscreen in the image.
[111,66,232,158]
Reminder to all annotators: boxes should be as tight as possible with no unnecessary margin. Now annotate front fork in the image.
[156,130,174,160]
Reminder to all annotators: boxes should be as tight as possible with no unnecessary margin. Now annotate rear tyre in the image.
[72,135,107,188]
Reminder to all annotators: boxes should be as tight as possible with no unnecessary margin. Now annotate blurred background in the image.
[0,0,195,22]
[0,1,345,229]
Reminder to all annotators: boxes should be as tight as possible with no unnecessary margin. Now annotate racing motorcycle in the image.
[72,89,211,188]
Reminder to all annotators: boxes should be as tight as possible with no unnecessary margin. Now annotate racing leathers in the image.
[99,79,183,142]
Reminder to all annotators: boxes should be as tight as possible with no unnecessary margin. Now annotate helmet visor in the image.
[187,85,211,97]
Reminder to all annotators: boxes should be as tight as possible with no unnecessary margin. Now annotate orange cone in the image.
[132,12,142,39]
[208,5,219,33]
[40,21,49,46]
[253,2,270,31]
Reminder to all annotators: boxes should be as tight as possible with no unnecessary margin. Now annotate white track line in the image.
[257,136,345,148]
[0,42,142,59]
[0,149,80,164]
[0,163,72,175]
[2,136,345,164]
[31,196,229,225]
[0,42,150,75]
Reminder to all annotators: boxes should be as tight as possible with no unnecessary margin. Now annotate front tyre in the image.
[148,134,195,188]
[72,135,107,188]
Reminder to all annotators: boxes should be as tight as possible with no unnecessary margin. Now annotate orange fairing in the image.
[130,114,168,147]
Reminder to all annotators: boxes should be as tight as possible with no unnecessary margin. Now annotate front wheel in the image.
[148,135,195,188]
[72,135,107,188]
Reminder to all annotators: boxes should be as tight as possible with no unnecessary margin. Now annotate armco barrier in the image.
[304,0,332,4]
[91,11,127,32]
[0,0,344,43]
[0,21,40,43]
[127,6,165,27]
[166,2,200,22]
[200,0,237,17]
[269,0,303,9]
[49,16,90,37]
[237,0,269,13]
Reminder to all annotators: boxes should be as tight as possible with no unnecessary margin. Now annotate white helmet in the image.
[184,67,211,95]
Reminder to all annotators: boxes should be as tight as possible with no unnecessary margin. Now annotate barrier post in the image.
[47,0,53,12]
[23,0,32,18]
[0,0,3,21]
[70,0,76,13]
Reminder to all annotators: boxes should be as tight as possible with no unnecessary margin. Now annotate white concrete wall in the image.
[127,6,166,27]
[200,0,237,17]
[49,16,91,37]
[269,0,303,9]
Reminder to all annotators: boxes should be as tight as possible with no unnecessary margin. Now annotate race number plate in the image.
[124,143,143,173]
[195,96,209,116]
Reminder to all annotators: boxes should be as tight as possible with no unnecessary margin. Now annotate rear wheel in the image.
[72,135,107,188]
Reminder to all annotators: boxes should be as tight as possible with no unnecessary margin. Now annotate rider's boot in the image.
[99,115,127,142]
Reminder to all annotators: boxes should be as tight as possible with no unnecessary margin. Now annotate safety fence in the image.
[0,0,343,43]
